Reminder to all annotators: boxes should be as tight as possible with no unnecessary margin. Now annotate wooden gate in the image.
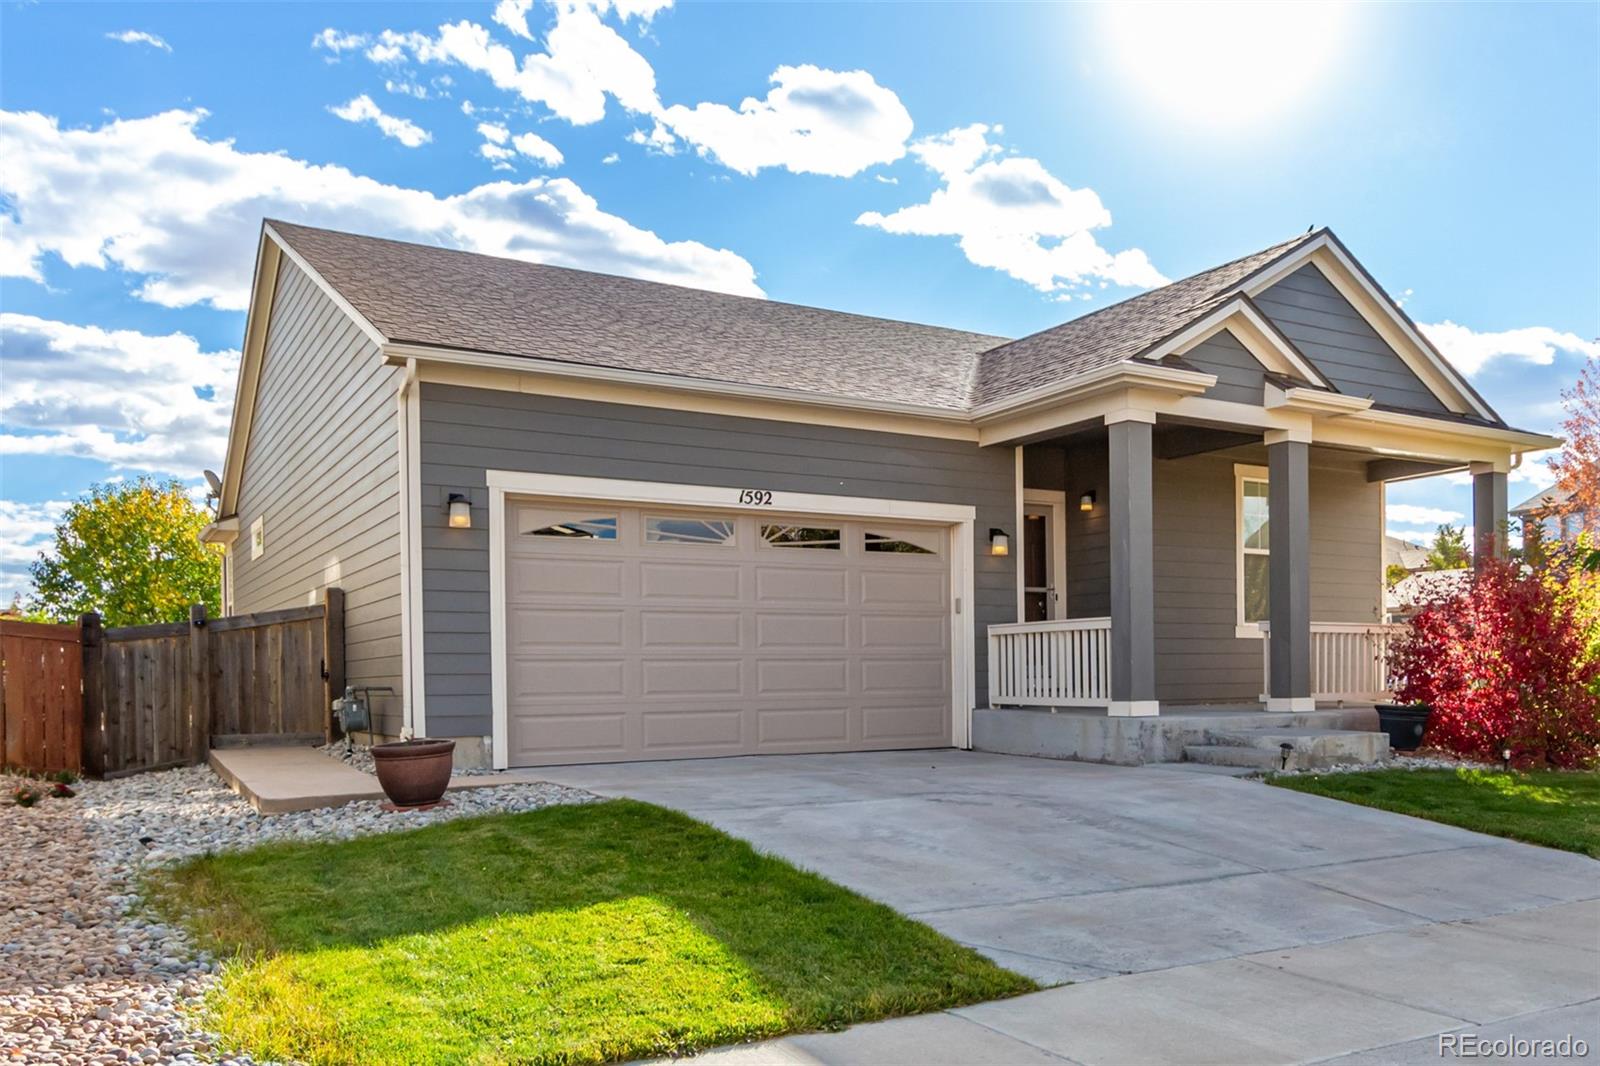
[0,620,84,774]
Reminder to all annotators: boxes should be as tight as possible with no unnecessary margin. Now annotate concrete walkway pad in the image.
[207,745,547,813]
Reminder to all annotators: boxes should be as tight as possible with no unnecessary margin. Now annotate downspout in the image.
[396,358,419,739]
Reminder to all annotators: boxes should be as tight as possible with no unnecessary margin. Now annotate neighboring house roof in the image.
[1383,535,1430,572]
[1510,484,1569,516]
[267,220,1006,412]
[1387,568,1472,612]
[971,232,1318,405]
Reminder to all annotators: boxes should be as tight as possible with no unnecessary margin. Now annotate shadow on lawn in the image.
[148,799,1034,1065]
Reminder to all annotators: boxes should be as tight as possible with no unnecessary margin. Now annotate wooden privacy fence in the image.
[1,621,85,774]
[2,589,343,778]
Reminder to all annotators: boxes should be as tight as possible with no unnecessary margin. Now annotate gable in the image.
[1181,328,1268,405]
[1252,263,1447,414]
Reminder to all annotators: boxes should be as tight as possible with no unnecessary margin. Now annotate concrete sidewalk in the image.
[663,901,1600,1065]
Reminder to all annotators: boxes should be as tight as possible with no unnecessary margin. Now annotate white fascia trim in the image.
[1266,382,1374,416]
[198,517,240,545]
[218,235,280,516]
[484,471,979,524]
[485,470,977,769]
[970,361,1215,422]
[263,224,388,350]
[1349,408,1560,451]
[385,342,974,426]
[396,362,426,739]
[1238,234,1495,421]
[1158,297,1332,389]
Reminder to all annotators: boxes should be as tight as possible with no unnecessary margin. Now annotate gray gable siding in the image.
[229,258,405,733]
[1183,329,1268,405]
[417,383,1017,739]
[1254,264,1447,413]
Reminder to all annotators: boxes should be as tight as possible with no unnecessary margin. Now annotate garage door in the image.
[504,500,953,766]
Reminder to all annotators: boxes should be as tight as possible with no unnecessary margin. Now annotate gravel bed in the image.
[319,741,501,777]
[2,764,596,1064]
[1262,751,1499,779]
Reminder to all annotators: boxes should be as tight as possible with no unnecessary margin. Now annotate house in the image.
[1383,534,1430,575]
[202,221,1559,769]
[1512,484,1591,547]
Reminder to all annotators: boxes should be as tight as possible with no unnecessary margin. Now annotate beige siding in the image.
[230,259,405,733]
[1152,446,1382,703]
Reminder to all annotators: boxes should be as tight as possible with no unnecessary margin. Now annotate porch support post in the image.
[1107,413,1158,716]
[1266,433,1313,713]
[1471,461,1508,568]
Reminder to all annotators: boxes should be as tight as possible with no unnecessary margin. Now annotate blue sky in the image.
[2,1,1596,602]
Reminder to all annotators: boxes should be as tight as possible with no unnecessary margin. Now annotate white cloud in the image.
[1420,320,1600,377]
[601,151,620,164]
[328,94,433,147]
[1386,503,1463,526]
[492,0,537,39]
[312,28,367,55]
[512,130,564,167]
[0,499,69,606]
[0,108,761,310]
[478,120,510,145]
[106,30,171,52]
[385,78,430,99]
[1386,526,1446,544]
[627,121,677,156]
[0,313,237,476]
[856,124,1167,294]
[656,64,913,177]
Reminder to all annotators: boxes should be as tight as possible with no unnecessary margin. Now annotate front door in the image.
[1023,511,1053,622]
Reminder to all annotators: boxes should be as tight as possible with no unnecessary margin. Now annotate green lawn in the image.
[1269,767,1600,858]
[149,799,1035,1065]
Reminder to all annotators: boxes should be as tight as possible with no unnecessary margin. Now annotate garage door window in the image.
[762,524,841,549]
[645,516,736,545]
[518,510,618,539]
[865,529,938,555]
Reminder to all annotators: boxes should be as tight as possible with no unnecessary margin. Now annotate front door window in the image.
[1024,512,1051,622]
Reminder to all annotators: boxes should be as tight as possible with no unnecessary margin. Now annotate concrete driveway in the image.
[541,750,1600,1065]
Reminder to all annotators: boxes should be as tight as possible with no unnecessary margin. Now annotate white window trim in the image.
[1235,463,1270,639]
[486,470,978,770]
[1020,488,1069,620]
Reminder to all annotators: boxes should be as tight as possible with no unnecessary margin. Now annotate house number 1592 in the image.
[738,489,774,506]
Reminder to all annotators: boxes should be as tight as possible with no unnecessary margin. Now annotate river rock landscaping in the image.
[0,764,596,1064]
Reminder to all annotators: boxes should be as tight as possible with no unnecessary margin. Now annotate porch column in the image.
[1472,461,1508,568]
[1107,414,1157,716]
[1267,434,1313,713]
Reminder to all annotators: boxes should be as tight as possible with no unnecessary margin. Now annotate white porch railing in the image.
[1261,622,1408,703]
[988,617,1112,707]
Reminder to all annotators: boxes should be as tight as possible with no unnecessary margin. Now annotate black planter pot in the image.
[1375,703,1432,753]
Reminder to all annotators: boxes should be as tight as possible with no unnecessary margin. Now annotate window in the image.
[646,516,735,545]
[1236,466,1269,630]
[518,509,617,539]
[249,516,265,560]
[761,524,841,549]
[865,529,938,554]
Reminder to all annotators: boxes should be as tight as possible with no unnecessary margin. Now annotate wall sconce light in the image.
[1080,491,1096,512]
[446,493,473,529]
[1501,747,1513,773]
[989,528,1010,556]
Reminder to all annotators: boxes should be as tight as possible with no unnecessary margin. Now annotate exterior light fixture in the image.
[1080,491,1096,512]
[1279,741,1294,770]
[989,528,1010,556]
[1501,747,1513,772]
[447,493,473,529]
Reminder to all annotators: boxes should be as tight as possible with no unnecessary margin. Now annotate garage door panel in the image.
[755,612,848,648]
[514,658,626,698]
[641,708,744,751]
[755,566,848,603]
[505,500,953,765]
[640,610,743,648]
[756,705,851,745]
[639,561,743,600]
[757,658,849,695]
[511,557,623,597]
[640,658,743,697]
[513,607,625,647]
[860,614,947,651]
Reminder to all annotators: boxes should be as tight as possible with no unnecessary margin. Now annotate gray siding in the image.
[1151,446,1382,703]
[1186,330,1268,405]
[417,384,1016,738]
[230,259,405,733]
[1255,264,1447,413]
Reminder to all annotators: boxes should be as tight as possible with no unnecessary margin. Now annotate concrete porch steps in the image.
[1182,727,1390,771]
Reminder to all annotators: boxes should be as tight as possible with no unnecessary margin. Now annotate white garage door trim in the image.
[486,470,977,769]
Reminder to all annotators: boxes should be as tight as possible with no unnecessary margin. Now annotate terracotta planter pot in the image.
[371,739,456,808]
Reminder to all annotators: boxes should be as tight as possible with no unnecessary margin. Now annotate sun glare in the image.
[1102,1,1352,127]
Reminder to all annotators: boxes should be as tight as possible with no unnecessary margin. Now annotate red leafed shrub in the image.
[1390,555,1600,769]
